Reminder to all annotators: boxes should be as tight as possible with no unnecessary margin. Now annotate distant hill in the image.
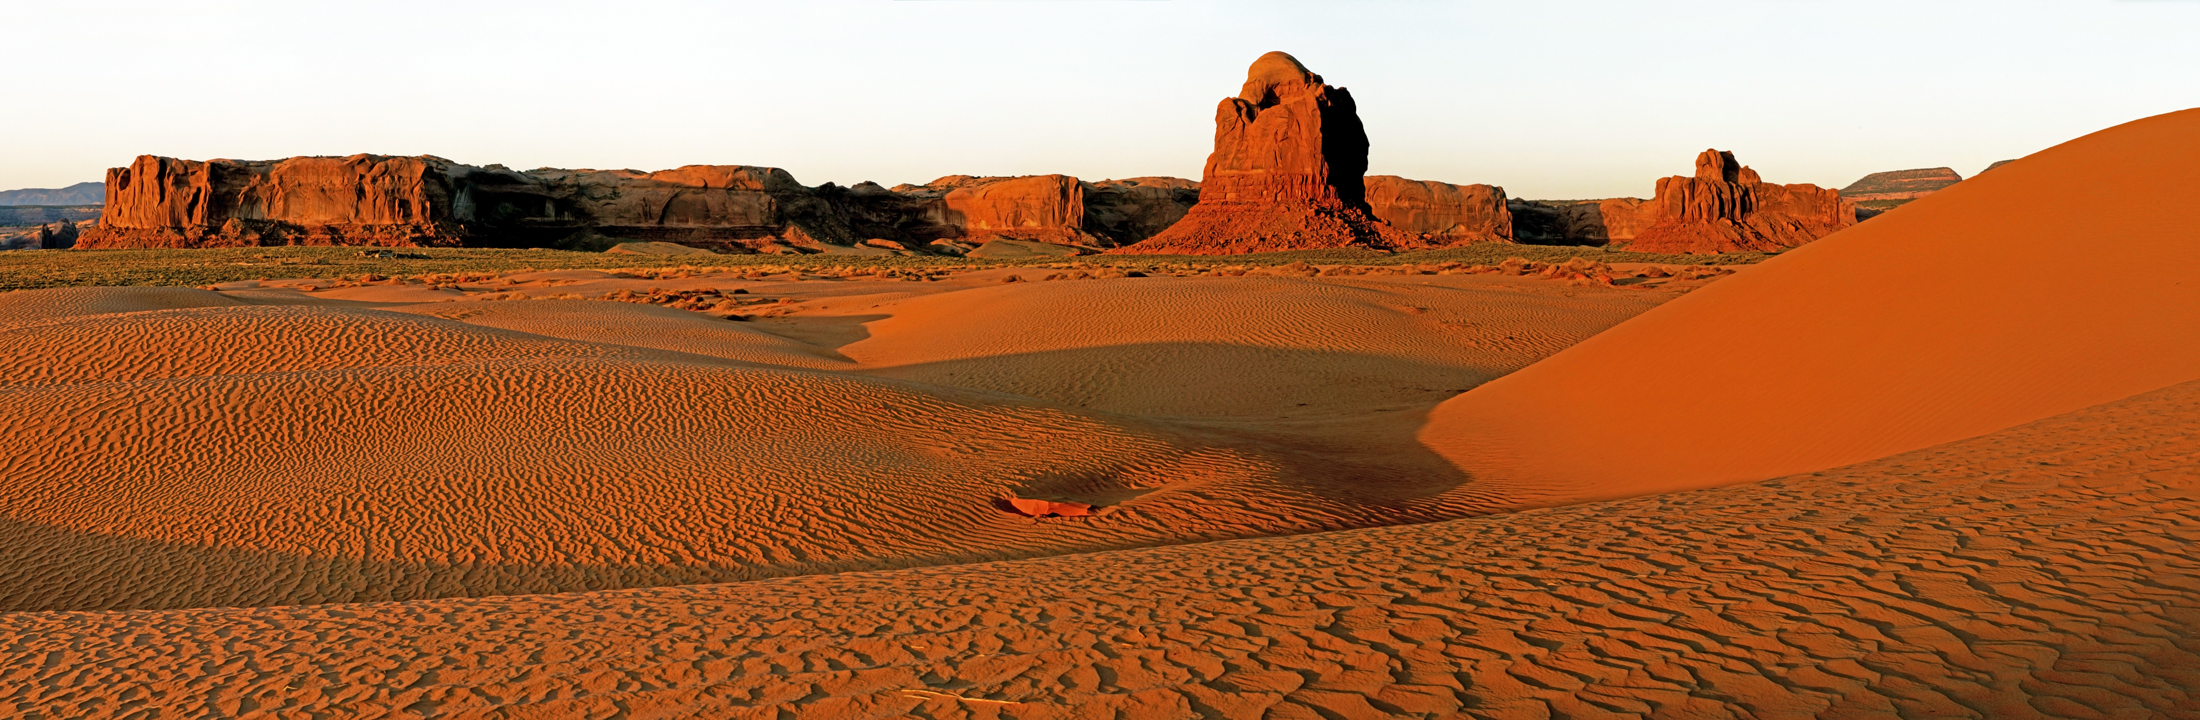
[0,181,103,206]
[1983,159,2018,173]
[1839,168,1962,202]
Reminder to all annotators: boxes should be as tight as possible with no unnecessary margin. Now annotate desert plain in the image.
[1,46,2198,720]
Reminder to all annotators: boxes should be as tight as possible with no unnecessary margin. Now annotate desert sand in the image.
[0,263,1681,613]
[1,110,2196,717]
[4,374,2191,717]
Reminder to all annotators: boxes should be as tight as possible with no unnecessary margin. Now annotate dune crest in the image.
[1421,108,2200,504]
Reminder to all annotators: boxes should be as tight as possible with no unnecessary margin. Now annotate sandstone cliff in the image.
[513,165,850,251]
[1114,52,1404,255]
[889,175,1095,245]
[1615,150,1856,253]
[1363,176,1512,245]
[80,155,856,251]
[818,174,1197,249]
[85,155,468,248]
[1083,177,1200,246]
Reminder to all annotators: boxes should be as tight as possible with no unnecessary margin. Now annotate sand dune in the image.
[844,275,1654,420]
[4,373,2192,717]
[0,270,1661,612]
[1423,108,2200,505]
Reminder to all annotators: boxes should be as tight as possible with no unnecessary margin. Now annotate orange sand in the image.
[4,373,2193,716]
[0,269,1664,612]
[1423,108,2200,505]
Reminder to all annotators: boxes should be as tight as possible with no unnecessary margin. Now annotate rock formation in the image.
[1082,177,1200,246]
[1983,159,2018,173]
[87,155,478,248]
[80,153,1211,253]
[510,165,850,251]
[1363,176,1512,245]
[0,181,103,206]
[1114,52,1404,254]
[820,174,1198,250]
[38,221,78,250]
[80,155,856,251]
[0,221,77,251]
[880,175,1095,246]
[1604,150,1856,254]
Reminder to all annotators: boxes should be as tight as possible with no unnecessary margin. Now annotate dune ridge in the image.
[1422,107,2200,505]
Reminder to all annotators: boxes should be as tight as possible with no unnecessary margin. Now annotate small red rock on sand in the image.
[1004,497,1093,518]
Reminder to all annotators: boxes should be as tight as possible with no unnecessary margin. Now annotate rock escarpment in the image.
[84,154,1202,253]
[87,155,469,248]
[82,155,855,251]
[1115,52,1405,255]
[871,175,1094,246]
[1363,177,1512,246]
[1082,177,1200,246]
[1607,150,1856,253]
[820,174,1195,251]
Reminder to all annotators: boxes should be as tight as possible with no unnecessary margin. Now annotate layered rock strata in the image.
[1082,177,1201,246]
[82,153,1212,252]
[1607,150,1856,253]
[1363,176,1512,245]
[81,155,858,251]
[1115,52,1405,254]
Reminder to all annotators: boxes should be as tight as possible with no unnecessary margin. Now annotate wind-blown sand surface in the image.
[3,109,2197,717]
[4,372,2194,717]
[0,269,1669,612]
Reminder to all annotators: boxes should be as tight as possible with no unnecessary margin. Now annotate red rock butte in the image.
[1113,52,1407,255]
[1580,149,1856,253]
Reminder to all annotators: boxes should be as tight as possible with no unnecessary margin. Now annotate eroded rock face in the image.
[1115,51,1404,254]
[920,175,1092,245]
[518,165,850,251]
[80,155,855,250]
[1617,150,1856,254]
[74,152,1200,252]
[822,174,1197,249]
[1083,177,1200,246]
[85,155,468,248]
[1363,176,1512,246]
[831,175,1093,247]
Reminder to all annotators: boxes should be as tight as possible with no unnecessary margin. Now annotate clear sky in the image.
[6,0,2197,199]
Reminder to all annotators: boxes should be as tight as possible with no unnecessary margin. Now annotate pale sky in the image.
[6,1,2197,199]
